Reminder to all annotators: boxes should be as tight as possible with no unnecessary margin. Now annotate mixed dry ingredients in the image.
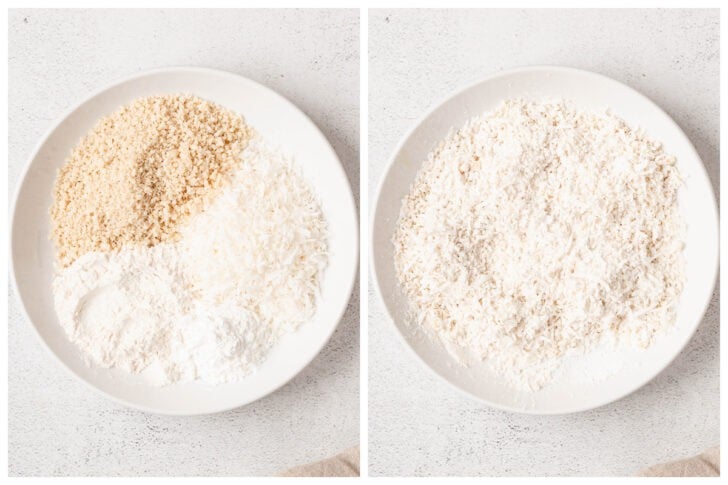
[51,94,328,385]
[394,98,685,391]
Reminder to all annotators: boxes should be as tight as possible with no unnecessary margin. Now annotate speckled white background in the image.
[8,9,359,477]
[368,9,719,477]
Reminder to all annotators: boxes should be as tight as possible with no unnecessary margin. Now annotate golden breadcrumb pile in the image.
[51,94,251,267]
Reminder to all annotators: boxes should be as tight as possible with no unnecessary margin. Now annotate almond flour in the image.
[50,94,252,267]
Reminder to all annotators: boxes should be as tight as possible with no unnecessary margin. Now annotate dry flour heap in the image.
[51,94,251,268]
[51,95,327,385]
[393,98,684,391]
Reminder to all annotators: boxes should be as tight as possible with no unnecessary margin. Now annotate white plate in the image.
[371,66,718,414]
[11,67,358,415]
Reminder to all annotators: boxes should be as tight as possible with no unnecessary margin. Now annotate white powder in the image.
[52,136,328,385]
[393,99,684,391]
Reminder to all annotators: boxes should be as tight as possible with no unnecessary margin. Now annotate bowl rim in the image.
[370,64,718,415]
[10,65,359,416]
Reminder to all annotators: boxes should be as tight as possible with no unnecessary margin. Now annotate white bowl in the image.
[371,66,718,414]
[11,67,358,415]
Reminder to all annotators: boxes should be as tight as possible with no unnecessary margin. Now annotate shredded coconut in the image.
[393,98,684,391]
[52,136,328,385]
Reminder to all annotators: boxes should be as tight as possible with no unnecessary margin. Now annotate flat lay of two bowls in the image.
[11,66,718,416]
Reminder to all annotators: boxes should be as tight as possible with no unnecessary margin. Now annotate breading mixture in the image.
[393,98,684,390]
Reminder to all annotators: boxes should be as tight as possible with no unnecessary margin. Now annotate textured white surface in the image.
[369,9,719,477]
[9,9,359,477]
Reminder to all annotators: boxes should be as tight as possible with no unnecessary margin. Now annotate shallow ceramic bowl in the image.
[11,67,358,415]
[371,66,718,414]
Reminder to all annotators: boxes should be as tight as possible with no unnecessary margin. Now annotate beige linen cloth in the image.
[278,445,718,476]
[279,446,359,477]
[638,446,720,477]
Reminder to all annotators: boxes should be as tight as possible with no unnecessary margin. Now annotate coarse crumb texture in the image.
[51,94,252,267]
[393,98,685,391]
